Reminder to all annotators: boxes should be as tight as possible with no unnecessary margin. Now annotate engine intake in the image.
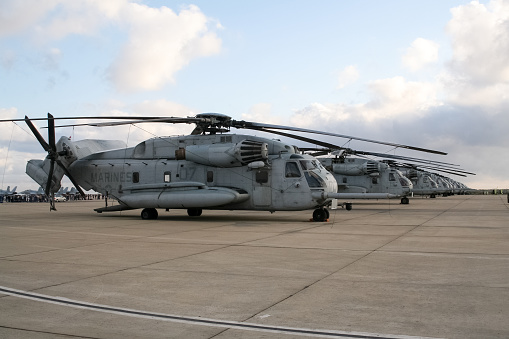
[176,139,268,167]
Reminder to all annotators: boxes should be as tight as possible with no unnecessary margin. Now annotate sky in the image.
[1,0,508,191]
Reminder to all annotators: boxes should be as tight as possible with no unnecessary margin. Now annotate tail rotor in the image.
[25,113,85,210]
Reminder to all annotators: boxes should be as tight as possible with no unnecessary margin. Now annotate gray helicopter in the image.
[13,113,448,221]
[397,165,474,198]
[317,152,413,205]
[303,147,474,202]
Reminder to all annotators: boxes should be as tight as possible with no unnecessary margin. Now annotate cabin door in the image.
[252,168,271,207]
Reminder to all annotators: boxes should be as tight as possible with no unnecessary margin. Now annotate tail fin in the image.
[26,159,64,195]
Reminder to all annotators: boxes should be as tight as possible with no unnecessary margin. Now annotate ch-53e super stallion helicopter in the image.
[301,147,474,204]
[315,152,413,205]
[13,112,448,221]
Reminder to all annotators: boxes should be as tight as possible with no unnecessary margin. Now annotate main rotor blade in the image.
[410,164,475,176]
[349,150,460,167]
[3,116,176,123]
[25,116,51,152]
[52,117,202,128]
[233,121,447,155]
[253,128,345,150]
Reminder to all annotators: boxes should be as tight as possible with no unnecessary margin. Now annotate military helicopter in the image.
[387,160,474,198]
[302,147,474,203]
[11,112,448,221]
[315,151,413,205]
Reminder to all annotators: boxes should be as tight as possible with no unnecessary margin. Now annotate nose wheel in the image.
[312,208,329,222]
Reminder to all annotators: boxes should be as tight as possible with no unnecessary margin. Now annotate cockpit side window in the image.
[285,162,301,178]
[389,173,396,181]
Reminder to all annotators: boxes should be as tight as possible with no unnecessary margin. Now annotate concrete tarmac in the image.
[0,195,508,338]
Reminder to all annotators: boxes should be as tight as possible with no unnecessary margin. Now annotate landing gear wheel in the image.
[187,208,203,217]
[312,208,328,222]
[345,203,353,211]
[141,208,158,220]
[401,197,410,204]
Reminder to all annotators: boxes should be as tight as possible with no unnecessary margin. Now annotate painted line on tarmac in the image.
[0,286,442,339]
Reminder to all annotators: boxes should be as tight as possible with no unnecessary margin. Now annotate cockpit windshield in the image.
[299,160,318,170]
[285,159,326,188]
[304,171,326,187]
[395,170,412,188]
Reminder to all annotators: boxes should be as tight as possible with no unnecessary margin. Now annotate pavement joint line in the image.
[0,325,102,339]
[0,286,443,339]
[373,197,468,253]
[241,196,483,328]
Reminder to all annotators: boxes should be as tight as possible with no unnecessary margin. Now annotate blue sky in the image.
[1,0,508,190]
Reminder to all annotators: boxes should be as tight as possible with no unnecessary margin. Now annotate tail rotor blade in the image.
[55,159,86,198]
[45,159,55,196]
[47,113,56,152]
[25,116,50,152]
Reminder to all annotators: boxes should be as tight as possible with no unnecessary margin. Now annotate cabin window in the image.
[133,172,140,183]
[343,177,347,184]
[207,171,214,182]
[256,170,269,183]
[372,177,378,184]
[164,171,171,183]
[285,162,301,178]
[389,173,396,181]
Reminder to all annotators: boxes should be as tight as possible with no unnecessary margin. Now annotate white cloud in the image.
[241,103,286,125]
[0,147,46,189]
[67,100,196,144]
[293,77,439,130]
[290,102,351,129]
[446,0,509,85]
[0,108,34,142]
[0,0,57,37]
[362,76,439,121]
[402,38,439,72]
[109,4,221,92]
[337,65,359,89]
[0,1,222,92]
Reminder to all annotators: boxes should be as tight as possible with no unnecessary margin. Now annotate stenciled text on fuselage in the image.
[90,171,133,183]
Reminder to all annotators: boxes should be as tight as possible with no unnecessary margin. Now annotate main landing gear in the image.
[187,208,202,217]
[141,208,158,220]
[400,197,410,204]
[141,208,204,219]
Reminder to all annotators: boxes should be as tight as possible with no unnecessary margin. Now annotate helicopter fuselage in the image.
[69,133,338,213]
[318,157,413,198]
